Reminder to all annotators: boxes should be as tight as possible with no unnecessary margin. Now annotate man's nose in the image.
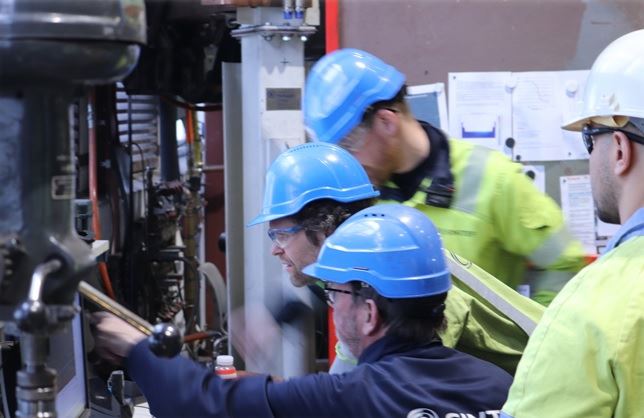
[271,241,284,255]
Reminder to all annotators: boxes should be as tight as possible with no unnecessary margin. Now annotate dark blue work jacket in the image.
[126,334,512,418]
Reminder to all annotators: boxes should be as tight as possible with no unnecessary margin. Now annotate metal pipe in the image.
[27,259,62,303]
[202,164,224,173]
[78,281,152,336]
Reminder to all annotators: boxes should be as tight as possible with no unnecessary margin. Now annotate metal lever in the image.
[78,281,182,357]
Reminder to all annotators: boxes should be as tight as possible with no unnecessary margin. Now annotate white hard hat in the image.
[563,29,644,132]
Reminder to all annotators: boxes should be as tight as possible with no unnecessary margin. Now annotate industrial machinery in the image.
[0,0,321,416]
[0,1,148,417]
[0,1,191,417]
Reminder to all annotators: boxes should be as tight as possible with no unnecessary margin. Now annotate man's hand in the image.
[92,311,147,365]
[229,304,282,370]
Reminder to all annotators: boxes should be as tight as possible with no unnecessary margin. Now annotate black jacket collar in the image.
[358,333,443,365]
[379,121,454,208]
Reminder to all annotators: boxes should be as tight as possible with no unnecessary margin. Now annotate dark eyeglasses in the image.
[267,225,303,248]
[323,283,358,306]
[582,124,644,154]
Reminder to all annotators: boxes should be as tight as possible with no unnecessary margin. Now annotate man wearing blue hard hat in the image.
[93,204,512,417]
[304,48,588,305]
[242,142,543,376]
[240,142,379,373]
[247,142,379,288]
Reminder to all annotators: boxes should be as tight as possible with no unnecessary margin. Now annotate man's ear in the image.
[372,108,400,138]
[613,131,634,176]
[361,299,383,336]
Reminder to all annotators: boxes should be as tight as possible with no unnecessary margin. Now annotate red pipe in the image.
[328,308,337,366]
[325,0,340,53]
[325,0,341,367]
[88,89,116,300]
[183,331,218,344]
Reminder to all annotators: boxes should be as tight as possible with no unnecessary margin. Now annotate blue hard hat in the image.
[303,204,451,298]
[304,48,406,144]
[247,143,379,226]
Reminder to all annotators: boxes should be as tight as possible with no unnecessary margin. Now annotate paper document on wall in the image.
[448,70,590,162]
[512,71,589,161]
[448,72,512,154]
[560,175,596,254]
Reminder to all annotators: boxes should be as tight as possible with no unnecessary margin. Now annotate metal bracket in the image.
[231,24,316,41]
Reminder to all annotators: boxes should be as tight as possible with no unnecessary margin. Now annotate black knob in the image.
[148,322,182,358]
[218,232,226,253]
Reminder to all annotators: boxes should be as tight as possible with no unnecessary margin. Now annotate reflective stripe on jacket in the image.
[384,136,587,304]
[441,250,543,374]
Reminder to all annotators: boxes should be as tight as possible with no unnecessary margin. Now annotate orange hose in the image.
[88,89,116,300]
[185,110,195,145]
[183,331,217,343]
[585,254,598,265]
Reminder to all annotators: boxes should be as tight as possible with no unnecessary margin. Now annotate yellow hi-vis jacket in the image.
[502,235,644,417]
[384,137,587,305]
[333,249,545,375]
[441,250,544,374]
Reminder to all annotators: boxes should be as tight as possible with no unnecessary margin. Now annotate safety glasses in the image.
[323,283,358,306]
[267,225,303,248]
[582,124,644,154]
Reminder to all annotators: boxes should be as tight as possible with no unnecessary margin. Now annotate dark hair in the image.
[361,85,410,126]
[350,282,447,344]
[291,198,376,246]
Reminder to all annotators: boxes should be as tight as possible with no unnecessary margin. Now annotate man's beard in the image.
[335,314,361,359]
[289,270,316,287]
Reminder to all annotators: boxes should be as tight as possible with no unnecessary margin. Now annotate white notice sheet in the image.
[560,175,596,254]
[448,72,512,154]
[512,70,589,161]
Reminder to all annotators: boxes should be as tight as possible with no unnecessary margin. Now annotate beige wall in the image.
[339,0,644,85]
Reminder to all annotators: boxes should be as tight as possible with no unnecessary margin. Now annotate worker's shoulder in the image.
[437,345,513,391]
[543,240,644,322]
[448,138,521,174]
[374,343,512,383]
[594,238,644,296]
[588,237,644,280]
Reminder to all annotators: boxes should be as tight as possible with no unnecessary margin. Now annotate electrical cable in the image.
[181,256,202,334]
[127,95,135,307]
